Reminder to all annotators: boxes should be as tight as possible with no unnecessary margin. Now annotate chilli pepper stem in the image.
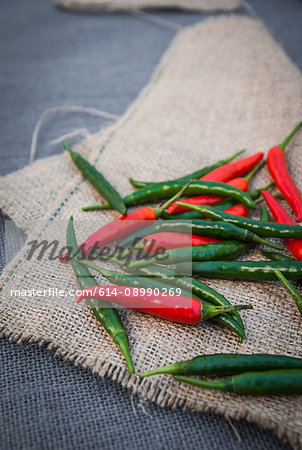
[153,180,193,217]
[280,121,302,150]
[274,269,302,316]
[201,304,253,321]
[128,149,246,189]
[244,160,266,183]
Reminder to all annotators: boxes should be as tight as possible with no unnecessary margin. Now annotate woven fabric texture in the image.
[56,0,240,12]
[1,16,302,447]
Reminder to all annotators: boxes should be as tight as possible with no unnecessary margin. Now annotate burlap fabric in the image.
[1,16,302,447]
[56,0,240,12]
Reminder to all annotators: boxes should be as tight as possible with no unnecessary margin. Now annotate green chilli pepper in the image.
[274,269,302,316]
[161,210,210,221]
[128,150,245,188]
[259,205,270,222]
[173,369,302,395]
[66,217,134,374]
[134,265,246,340]
[64,141,126,215]
[176,203,302,239]
[128,240,251,269]
[174,260,302,281]
[119,220,282,250]
[260,249,293,262]
[84,180,256,211]
[77,259,200,301]
[140,353,302,378]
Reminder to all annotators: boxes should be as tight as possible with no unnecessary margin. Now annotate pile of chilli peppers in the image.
[62,122,302,395]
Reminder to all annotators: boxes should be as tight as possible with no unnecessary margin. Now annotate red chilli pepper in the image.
[262,190,302,260]
[266,122,302,222]
[60,182,192,262]
[201,152,264,182]
[168,177,249,214]
[223,204,249,218]
[76,286,251,325]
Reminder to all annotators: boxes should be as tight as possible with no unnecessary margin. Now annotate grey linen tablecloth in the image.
[1,0,301,448]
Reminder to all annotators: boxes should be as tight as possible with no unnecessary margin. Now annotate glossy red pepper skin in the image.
[60,207,156,262]
[201,152,264,182]
[267,147,302,222]
[167,177,249,214]
[77,286,202,324]
[223,204,249,218]
[262,190,302,260]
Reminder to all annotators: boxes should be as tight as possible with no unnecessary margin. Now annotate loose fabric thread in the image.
[29,106,120,164]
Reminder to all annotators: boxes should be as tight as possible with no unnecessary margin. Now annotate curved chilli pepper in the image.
[66,217,134,374]
[128,149,245,188]
[64,141,126,215]
[61,182,192,262]
[83,180,256,211]
[135,265,246,340]
[173,369,302,395]
[260,249,293,262]
[201,152,264,182]
[122,180,257,210]
[259,205,270,222]
[174,260,302,281]
[176,203,302,239]
[274,269,302,316]
[129,240,251,270]
[140,353,302,378]
[262,190,302,260]
[143,233,222,256]
[79,260,246,341]
[119,220,282,250]
[266,122,302,222]
[167,177,249,214]
[76,286,252,325]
